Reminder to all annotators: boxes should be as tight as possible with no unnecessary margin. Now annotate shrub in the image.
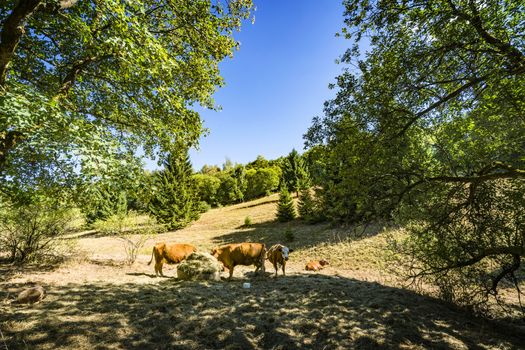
[0,203,77,264]
[119,234,151,265]
[243,216,252,227]
[92,211,163,236]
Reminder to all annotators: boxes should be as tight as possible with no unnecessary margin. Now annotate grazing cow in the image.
[266,244,293,277]
[148,243,197,277]
[305,259,329,272]
[211,243,266,279]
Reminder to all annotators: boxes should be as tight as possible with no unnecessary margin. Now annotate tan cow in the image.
[211,242,266,279]
[305,259,329,272]
[266,244,293,277]
[148,242,197,277]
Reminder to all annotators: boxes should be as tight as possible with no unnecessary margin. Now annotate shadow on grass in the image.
[212,220,379,252]
[2,274,524,349]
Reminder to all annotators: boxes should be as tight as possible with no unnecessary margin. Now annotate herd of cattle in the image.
[147,242,329,278]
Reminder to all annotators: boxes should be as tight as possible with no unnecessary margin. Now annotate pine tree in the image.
[298,188,315,222]
[282,149,310,196]
[277,186,296,222]
[148,151,200,230]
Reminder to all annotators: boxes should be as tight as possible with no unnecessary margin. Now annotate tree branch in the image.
[0,0,42,87]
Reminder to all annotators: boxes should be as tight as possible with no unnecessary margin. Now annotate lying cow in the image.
[211,242,266,279]
[266,244,293,277]
[305,259,329,272]
[148,242,197,277]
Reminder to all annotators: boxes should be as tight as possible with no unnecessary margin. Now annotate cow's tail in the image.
[147,247,155,265]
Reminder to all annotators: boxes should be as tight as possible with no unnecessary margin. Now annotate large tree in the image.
[0,0,252,199]
[306,0,525,310]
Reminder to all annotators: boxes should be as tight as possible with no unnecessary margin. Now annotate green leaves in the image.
[0,0,253,201]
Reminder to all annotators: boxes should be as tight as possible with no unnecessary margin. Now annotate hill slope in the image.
[1,194,524,349]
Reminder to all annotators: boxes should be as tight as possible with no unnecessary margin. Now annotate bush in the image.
[119,234,151,265]
[243,216,252,227]
[92,211,163,236]
[0,203,78,264]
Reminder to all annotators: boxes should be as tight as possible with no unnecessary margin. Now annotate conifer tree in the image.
[277,185,296,222]
[149,151,199,230]
[282,149,310,196]
[298,188,316,223]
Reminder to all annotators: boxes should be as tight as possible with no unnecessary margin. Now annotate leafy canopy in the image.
[306,0,525,310]
[0,0,253,198]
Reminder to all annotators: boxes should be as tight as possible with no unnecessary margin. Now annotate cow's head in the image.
[279,246,293,261]
[210,248,218,258]
[319,259,329,266]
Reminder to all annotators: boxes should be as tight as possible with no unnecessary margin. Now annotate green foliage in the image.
[246,155,269,170]
[148,151,200,230]
[306,0,525,308]
[281,149,310,196]
[243,216,252,227]
[92,211,163,236]
[0,0,253,197]
[298,188,324,224]
[245,166,281,200]
[193,173,221,207]
[276,186,296,222]
[0,200,77,264]
[215,165,246,205]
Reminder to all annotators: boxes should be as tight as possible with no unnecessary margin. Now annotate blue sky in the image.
[189,1,349,171]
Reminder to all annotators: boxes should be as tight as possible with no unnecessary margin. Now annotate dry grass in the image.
[1,194,524,349]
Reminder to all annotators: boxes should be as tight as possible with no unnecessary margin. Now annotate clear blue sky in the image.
[189,0,349,171]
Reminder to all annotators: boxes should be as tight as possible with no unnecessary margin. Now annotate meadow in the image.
[1,194,524,349]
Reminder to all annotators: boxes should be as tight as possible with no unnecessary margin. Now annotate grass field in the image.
[1,194,524,349]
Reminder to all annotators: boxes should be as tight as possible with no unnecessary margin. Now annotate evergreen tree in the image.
[148,151,199,230]
[282,149,310,196]
[276,186,296,222]
[298,188,319,223]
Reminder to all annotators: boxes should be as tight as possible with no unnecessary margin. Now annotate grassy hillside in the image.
[1,194,524,349]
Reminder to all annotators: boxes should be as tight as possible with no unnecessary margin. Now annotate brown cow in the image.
[305,259,329,272]
[211,243,266,279]
[148,243,197,277]
[266,244,293,277]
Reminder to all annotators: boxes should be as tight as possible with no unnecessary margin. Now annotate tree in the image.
[148,151,199,230]
[305,0,525,310]
[281,149,310,196]
[297,188,322,224]
[0,0,253,199]
[246,155,269,170]
[276,185,296,222]
[192,173,221,207]
[245,166,281,200]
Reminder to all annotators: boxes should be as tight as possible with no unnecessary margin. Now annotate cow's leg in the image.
[273,262,278,277]
[282,262,286,276]
[157,262,164,277]
[228,265,234,279]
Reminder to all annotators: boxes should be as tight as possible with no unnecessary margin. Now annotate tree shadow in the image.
[212,220,381,251]
[2,274,524,349]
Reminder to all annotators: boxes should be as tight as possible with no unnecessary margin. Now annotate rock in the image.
[14,285,46,304]
[177,252,222,281]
